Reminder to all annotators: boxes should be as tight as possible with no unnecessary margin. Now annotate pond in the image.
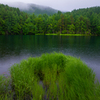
[0,35,100,82]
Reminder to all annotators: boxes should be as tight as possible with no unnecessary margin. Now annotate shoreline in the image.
[35,33,96,36]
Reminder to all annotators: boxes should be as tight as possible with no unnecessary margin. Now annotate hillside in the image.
[7,2,59,15]
[71,6,100,18]
[0,4,100,35]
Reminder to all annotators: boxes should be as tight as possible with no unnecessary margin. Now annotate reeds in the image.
[0,52,100,100]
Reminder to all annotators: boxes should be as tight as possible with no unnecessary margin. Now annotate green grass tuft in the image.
[0,52,100,100]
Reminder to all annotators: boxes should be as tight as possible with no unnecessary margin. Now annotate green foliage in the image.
[62,30,67,34]
[0,75,12,99]
[68,24,75,34]
[0,4,100,35]
[0,52,100,99]
[97,26,100,36]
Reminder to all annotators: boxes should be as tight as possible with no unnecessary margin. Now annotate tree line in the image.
[0,4,100,36]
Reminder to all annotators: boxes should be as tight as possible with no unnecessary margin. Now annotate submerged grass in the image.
[0,52,100,100]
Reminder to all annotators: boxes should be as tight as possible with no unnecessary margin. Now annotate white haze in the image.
[7,2,31,10]
[0,0,100,11]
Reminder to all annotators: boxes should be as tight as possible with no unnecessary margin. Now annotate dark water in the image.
[0,36,100,81]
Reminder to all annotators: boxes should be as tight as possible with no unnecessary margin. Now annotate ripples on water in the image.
[0,36,100,82]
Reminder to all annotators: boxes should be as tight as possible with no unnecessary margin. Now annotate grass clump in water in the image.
[0,75,12,99]
[0,52,100,100]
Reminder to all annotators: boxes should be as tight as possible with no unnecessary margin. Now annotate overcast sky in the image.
[0,0,100,11]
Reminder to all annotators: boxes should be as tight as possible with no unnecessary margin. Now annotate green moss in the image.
[0,52,100,100]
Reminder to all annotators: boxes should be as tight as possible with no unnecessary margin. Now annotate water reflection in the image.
[0,36,100,81]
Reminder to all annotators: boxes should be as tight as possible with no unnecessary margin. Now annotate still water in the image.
[0,36,100,81]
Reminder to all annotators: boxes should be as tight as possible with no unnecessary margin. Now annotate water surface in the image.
[0,36,100,81]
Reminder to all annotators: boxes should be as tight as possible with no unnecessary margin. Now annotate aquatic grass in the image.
[9,58,45,99]
[0,74,12,99]
[45,34,91,36]
[57,56,97,100]
[0,52,100,99]
[10,60,41,99]
[0,75,11,93]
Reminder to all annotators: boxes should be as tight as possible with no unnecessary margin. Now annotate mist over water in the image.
[0,36,100,82]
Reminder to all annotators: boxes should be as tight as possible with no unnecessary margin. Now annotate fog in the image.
[0,0,100,11]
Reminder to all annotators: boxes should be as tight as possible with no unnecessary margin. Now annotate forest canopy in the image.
[0,4,100,36]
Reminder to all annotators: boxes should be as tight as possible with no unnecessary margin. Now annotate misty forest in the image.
[0,4,100,36]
